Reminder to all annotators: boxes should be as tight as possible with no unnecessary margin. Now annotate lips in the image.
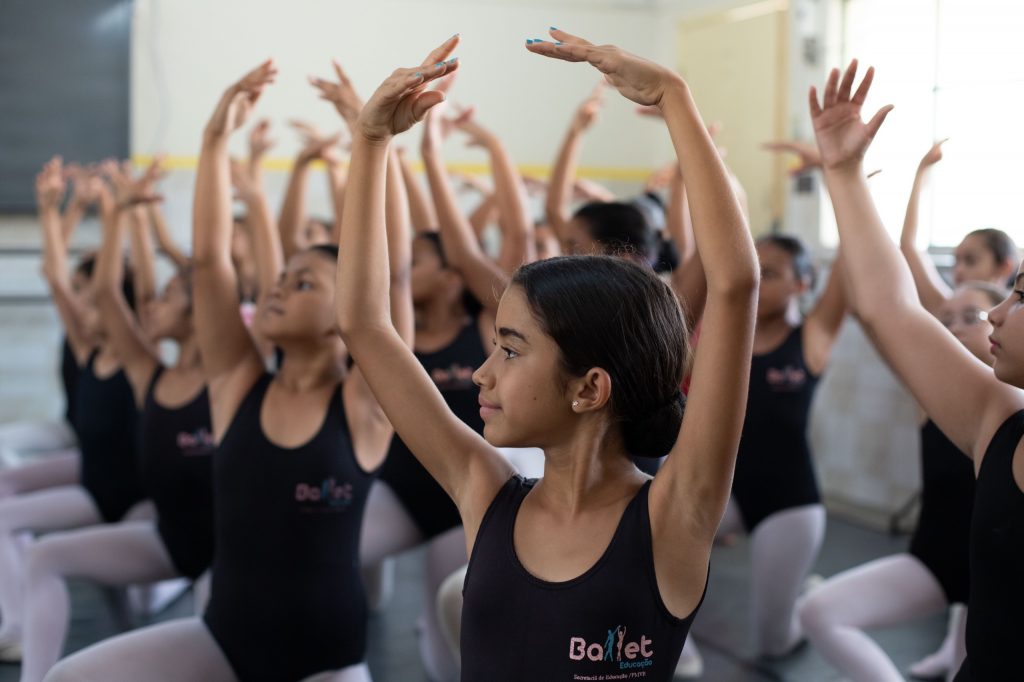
[990,336,1002,353]
[478,395,501,419]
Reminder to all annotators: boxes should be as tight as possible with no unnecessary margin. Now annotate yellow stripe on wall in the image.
[131,155,655,182]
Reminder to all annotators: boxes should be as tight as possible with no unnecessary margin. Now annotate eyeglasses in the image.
[940,309,989,329]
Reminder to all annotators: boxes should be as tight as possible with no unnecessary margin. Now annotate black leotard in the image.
[203,373,374,681]
[74,351,144,523]
[731,326,821,531]
[60,339,79,430]
[378,319,485,539]
[461,476,702,681]
[137,367,215,579]
[909,420,974,604]
[953,410,1024,681]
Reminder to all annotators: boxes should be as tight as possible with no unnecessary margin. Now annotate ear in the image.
[568,367,613,414]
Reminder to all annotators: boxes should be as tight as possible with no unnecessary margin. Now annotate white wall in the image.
[131,0,667,171]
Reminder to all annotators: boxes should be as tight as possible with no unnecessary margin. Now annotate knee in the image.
[26,538,65,584]
[796,589,835,637]
[43,659,79,682]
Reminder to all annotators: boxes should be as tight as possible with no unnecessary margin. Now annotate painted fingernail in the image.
[550,26,558,30]
[556,41,564,45]
[534,38,545,42]
[447,57,458,64]
[526,39,533,44]
[415,72,422,77]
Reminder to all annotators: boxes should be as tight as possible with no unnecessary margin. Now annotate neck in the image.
[172,333,202,370]
[415,295,465,334]
[275,341,345,391]
[755,307,797,339]
[534,419,644,516]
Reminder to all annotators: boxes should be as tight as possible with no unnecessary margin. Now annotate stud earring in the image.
[572,400,580,408]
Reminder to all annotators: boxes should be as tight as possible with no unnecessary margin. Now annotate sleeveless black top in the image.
[379,318,485,539]
[74,351,144,523]
[954,410,1024,681]
[731,326,821,531]
[203,373,375,681]
[461,476,702,681]
[909,420,974,604]
[137,367,216,579]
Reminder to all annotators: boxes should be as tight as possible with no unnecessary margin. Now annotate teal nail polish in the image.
[550,26,558,30]
[526,39,533,44]
[448,58,458,64]
[556,41,564,45]
[534,38,545,42]
[414,72,422,77]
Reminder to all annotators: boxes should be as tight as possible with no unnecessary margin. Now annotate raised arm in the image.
[421,100,508,310]
[336,37,514,547]
[665,164,708,329]
[811,61,1023,463]
[396,146,439,233]
[192,61,277,434]
[900,140,952,314]
[529,31,758,618]
[545,82,604,250]
[61,165,102,243]
[36,157,94,361]
[93,181,162,404]
[148,201,189,268]
[452,113,536,272]
[231,158,282,312]
[802,249,847,375]
[278,122,342,260]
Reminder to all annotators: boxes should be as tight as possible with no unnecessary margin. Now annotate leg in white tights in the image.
[0,487,100,640]
[358,481,463,681]
[0,455,79,499]
[750,503,826,656]
[0,421,76,462]
[21,521,179,682]
[909,602,968,681]
[436,565,467,667]
[42,619,237,682]
[798,553,948,682]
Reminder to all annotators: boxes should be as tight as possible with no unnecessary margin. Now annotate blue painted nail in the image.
[526,39,533,44]
[415,72,422,77]
[448,57,458,64]
[550,26,558,30]
[556,41,564,45]
[534,38,545,42]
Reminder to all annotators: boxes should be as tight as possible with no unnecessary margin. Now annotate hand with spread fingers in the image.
[526,29,683,108]
[35,156,66,209]
[101,158,164,210]
[310,60,366,132]
[809,59,893,171]
[354,35,460,143]
[204,60,278,141]
[248,119,275,165]
[290,120,344,165]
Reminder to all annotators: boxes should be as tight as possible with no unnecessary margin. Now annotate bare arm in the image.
[545,83,604,250]
[666,165,708,329]
[192,62,277,438]
[148,203,190,268]
[36,158,93,361]
[812,61,1023,463]
[231,159,282,313]
[900,141,952,315]
[127,207,158,313]
[396,147,438,233]
[336,39,514,550]
[94,193,160,405]
[455,117,535,272]
[467,191,498,240]
[802,249,847,376]
[421,108,508,311]
[326,158,347,243]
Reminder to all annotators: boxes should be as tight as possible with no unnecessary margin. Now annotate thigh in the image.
[0,486,100,533]
[750,505,826,603]
[425,526,468,593]
[359,481,423,567]
[0,420,76,455]
[0,454,80,497]
[803,553,948,629]
[44,619,237,682]
[300,663,372,682]
[31,521,178,585]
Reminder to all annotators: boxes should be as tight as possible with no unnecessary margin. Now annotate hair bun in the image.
[622,392,685,459]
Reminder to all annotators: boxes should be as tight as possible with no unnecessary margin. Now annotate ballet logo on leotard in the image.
[294,478,354,512]
[176,428,215,456]
[569,625,654,677]
[765,365,806,391]
[430,363,476,391]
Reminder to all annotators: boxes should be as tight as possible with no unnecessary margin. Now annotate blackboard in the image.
[0,0,131,213]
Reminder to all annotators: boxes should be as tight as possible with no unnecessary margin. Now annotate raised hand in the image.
[919,138,948,169]
[101,158,163,210]
[526,29,682,108]
[571,81,605,132]
[355,35,460,143]
[762,140,822,175]
[309,60,367,133]
[289,120,344,164]
[35,156,66,209]
[204,60,278,141]
[809,59,893,171]
[248,119,275,163]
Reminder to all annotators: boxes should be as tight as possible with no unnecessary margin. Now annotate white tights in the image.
[359,481,466,682]
[42,618,372,682]
[0,420,76,468]
[0,454,79,499]
[21,521,181,682]
[798,553,963,682]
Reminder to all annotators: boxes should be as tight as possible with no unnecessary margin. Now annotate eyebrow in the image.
[496,326,529,344]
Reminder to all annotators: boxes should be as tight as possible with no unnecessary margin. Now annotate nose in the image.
[987,297,1010,328]
[472,352,495,390]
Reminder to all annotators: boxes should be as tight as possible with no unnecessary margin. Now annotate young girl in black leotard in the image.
[806,58,1024,681]
[336,31,759,682]
[47,59,408,682]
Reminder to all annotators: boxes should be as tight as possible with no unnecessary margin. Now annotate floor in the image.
[0,515,946,682]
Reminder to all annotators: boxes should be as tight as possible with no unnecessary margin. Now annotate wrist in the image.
[656,75,691,112]
[822,162,865,181]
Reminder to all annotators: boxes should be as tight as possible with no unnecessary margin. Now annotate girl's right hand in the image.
[204,60,278,142]
[354,35,460,144]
